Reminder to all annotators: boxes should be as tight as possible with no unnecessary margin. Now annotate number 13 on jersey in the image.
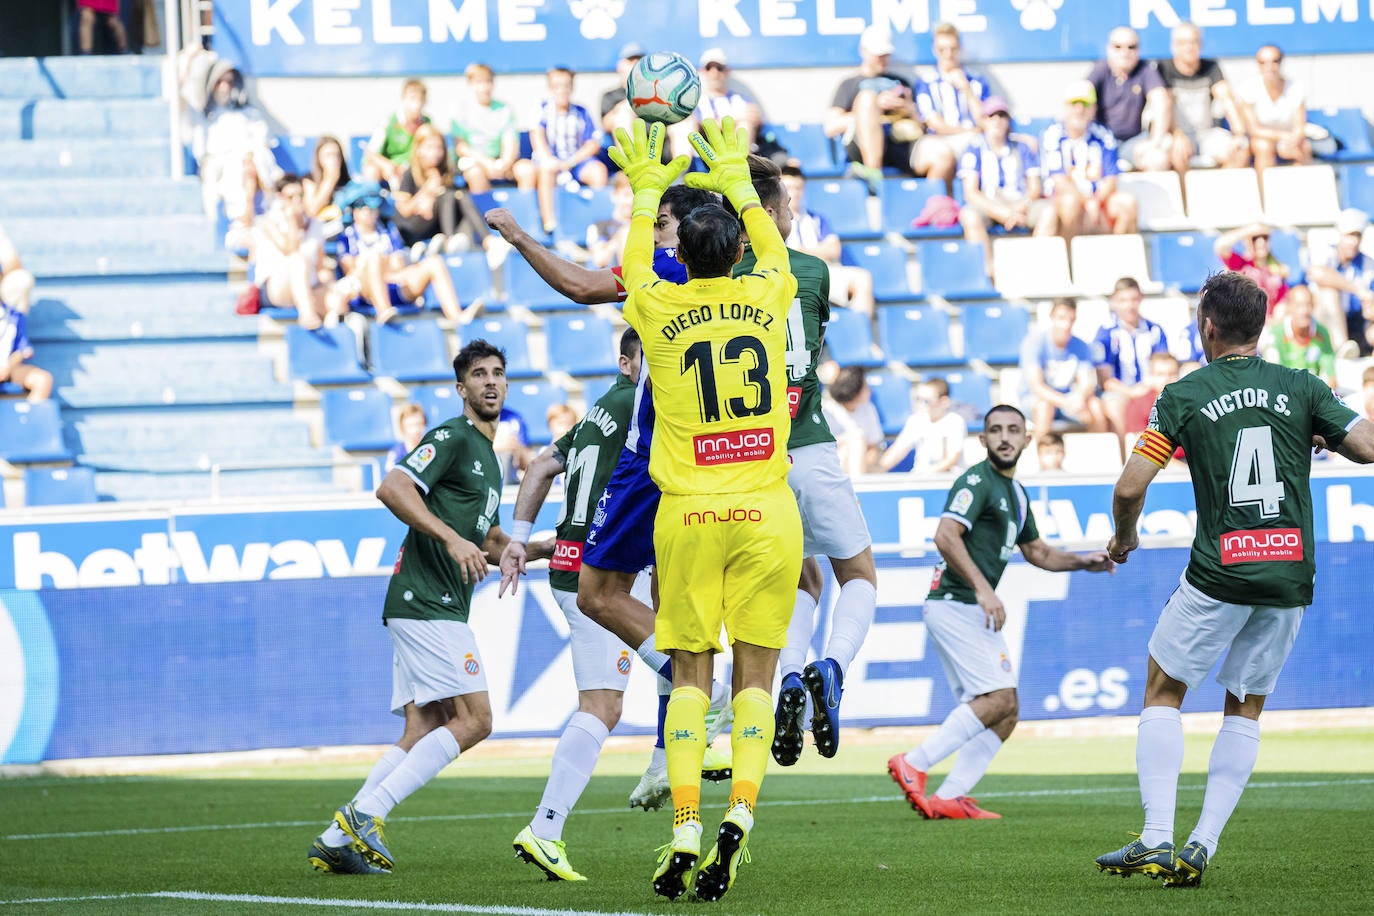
[681,335,773,423]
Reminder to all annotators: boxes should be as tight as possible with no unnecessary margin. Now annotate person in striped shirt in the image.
[669,48,763,161]
[1037,80,1139,241]
[530,67,609,233]
[957,96,1047,279]
[913,22,990,195]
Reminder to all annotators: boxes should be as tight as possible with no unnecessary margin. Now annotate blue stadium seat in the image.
[30,98,167,140]
[370,320,451,382]
[881,177,962,238]
[823,307,882,367]
[348,135,371,176]
[505,379,567,445]
[0,58,55,99]
[0,400,71,462]
[444,252,495,309]
[321,387,396,451]
[1268,229,1302,278]
[1308,107,1373,162]
[24,466,97,506]
[504,254,578,312]
[544,314,618,375]
[409,383,461,425]
[865,369,912,436]
[842,242,918,302]
[878,305,956,367]
[461,316,539,378]
[1012,117,1053,150]
[765,122,842,177]
[938,370,993,431]
[0,100,25,141]
[961,302,1031,366]
[1339,163,1374,213]
[473,187,541,236]
[553,185,614,250]
[285,325,370,385]
[805,178,878,239]
[917,239,996,300]
[271,135,317,175]
[43,57,161,99]
[1150,232,1216,294]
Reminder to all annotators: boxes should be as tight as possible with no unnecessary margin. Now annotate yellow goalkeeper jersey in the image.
[622,206,797,495]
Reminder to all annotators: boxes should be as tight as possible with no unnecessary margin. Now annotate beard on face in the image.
[987,445,1021,471]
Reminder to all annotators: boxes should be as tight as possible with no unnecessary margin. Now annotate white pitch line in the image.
[4,776,1372,842]
[0,891,654,915]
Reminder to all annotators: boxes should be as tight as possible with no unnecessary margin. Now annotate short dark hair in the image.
[1197,271,1266,345]
[780,163,805,180]
[984,403,1026,426]
[829,365,868,404]
[721,154,785,221]
[1112,277,1142,296]
[677,203,742,278]
[1050,296,1077,313]
[920,376,950,399]
[619,326,642,360]
[661,184,717,222]
[274,173,302,193]
[453,338,506,382]
[1038,431,1065,449]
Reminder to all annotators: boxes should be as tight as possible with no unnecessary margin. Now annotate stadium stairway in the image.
[0,57,346,505]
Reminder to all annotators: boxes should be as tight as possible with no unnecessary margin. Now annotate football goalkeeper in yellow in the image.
[608,115,802,903]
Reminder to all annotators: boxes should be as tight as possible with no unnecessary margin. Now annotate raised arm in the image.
[484,207,622,303]
[607,119,689,293]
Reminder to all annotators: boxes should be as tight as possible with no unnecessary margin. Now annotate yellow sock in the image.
[665,686,709,826]
[727,687,774,813]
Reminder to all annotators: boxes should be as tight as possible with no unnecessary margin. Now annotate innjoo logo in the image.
[549,539,583,572]
[1220,528,1303,564]
[683,507,764,526]
[693,427,774,465]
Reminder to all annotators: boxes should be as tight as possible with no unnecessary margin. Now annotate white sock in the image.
[356,727,460,820]
[637,635,670,678]
[825,578,876,676]
[780,590,817,679]
[356,746,408,801]
[934,728,1003,799]
[907,702,985,772]
[1137,705,1184,848]
[1188,715,1261,854]
[649,744,667,770]
[532,711,609,842]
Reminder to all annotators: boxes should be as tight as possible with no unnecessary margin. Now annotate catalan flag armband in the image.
[1133,428,1176,468]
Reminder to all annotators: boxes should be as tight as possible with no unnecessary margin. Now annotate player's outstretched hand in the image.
[684,116,759,209]
[1080,550,1117,574]
[446,534,489,585]
[498,540,528,597]
[1106,535,1137,565]
[608,118,689,213]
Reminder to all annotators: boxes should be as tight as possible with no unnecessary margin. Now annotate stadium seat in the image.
[1062,432,1124,475]
[1141,296,1194,356]
[1307,107,1374,162]
[0,400,71,463]
[806,178,878,239]
[370,319,452,382]
[445,252,495,309]
[1268,228,1303,275]
[43,56,161,99]
[473,187,541,236]
[1117,171,1189,231]
[505,379,566,445]
[917,239,995,300]
[1185,168,1263,228]
[961,302,1031,366]
[552,184,614,251]
[0,57,55,99]
[843,242,918,302]
[1012,117,1053,149]
[409,383,461,425]
[348,135,371,175]
[865,369,912,436]
[1150,232,1215,294]
[877,305,956,367]
[824,307,883,367]
[938,370,993,431]
[271,135,317,175]
[1070,235,1159,296]
[284,325,370,385]
[23,466,97,506]
[460,316,539,378]
[765,122,842,177]
[544,314,618,375]
[320,387,396,451]
[991,236,1073,298]
[881,177,961,238]
[504,254,578,312]
[1262,165,1340,227]
[1338,163,1374,214]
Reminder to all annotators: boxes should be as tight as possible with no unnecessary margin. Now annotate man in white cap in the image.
[824,26,921,189]
[1036,79,1138,240]
[1309,208,1374,355]
[669,48,763,159]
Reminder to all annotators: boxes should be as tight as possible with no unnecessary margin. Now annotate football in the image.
[625,51,702,125]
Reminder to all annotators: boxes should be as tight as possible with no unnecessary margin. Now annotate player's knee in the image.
[576,587,606,621]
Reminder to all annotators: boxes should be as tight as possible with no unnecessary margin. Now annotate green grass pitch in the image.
[2,726,1371,915]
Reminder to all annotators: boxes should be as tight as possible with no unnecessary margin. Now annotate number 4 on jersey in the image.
[1229,426,1285,518]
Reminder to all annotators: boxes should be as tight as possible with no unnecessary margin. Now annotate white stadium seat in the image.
[1118,171,1190,231]
[992,236,1073,299]
[1062,432,1124,475]
[1185,168,1264,228]
[1263,164,1341,227]
[1070,234,1161,296]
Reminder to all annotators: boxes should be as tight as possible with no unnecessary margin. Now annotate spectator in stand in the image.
[825,26,922,190]
[0,224,35,316]
[546,403,580,443]
[529,67,608,234]
[495,404,533,484]
[822,365,885,476]
[1,295,51,401]
[878,377,967,474]
[303,136,351,222]
[1308,208,1374,356]
[1213,222,1290,316]
[1088,27,1172,172]
[452,63,530,194]
[363,79,432,187]
[1157,22,1248,173]
[780,165,876,316]
[331,183,475,326]
[77,0,128,54]
[1237,44,1311,174]
[251,174,332,329]
[599,43,645,139]
[1037,81,1138,241]
[1036,432,1067,472]
[1124,350,1181,434]
[913,23,989,195]
[182,51,280,224]
[958,96,1045,279]
[1094,277,1170,448]
[393,123,487,257]
[586,173,632,269]
[669,49,764,161]
[385,402,428,472]
[1021,297,1106,435]
[1261,284,1336,388]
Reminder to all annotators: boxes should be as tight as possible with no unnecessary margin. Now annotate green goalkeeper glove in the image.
[607,119,690,218]
[684,116,760,211]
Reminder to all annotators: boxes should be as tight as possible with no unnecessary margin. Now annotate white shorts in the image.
[388,617,489,716]
[924,598,1018,703]
[1148,573,1305,701]
[788,441,873,560]
[553,587,635,692]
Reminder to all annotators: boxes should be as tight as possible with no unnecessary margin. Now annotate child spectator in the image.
[825,26,921,190]
[1094,277,1169,447]
[1037,81,1138,241]
[913,23,990,194]
[1125,350,1181,433]
[530,67,608,234]
[386,402,428,471]
[77,0,128,54]
[303,136,351,222]
[1308,208,1374,355]
[250,174,332,329]
[586,173,632,269]
[1036,432,1067,472]
[452,63,530,194]
[1260,284,1336,388]
[393,123,487,256]
[546,403,580,443]
[878,377,967,474]
[1,297,52,401]
[363,79,432,187]
[1213,222,1290,316]
[182,51,280,225]
[781,165,876,315]
[958,96,1045,279]
[822,365,885,475]
[1087,27,1172,172]
[1157,22,1248,172]
[1237,44,1311,174]
[1021,297,1106,434]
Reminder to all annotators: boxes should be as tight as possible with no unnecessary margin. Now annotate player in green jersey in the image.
[1095,271,1374,886]
[498,328,643,881]
[888,404,1115,820]
[310,340,552,875]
